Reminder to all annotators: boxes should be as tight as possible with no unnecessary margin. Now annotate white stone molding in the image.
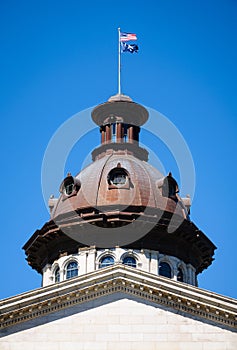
[86,247,97,273]
[0,264,236,331]
[41,248,197,287]
[50,263,60,284]
[42,264,53,286]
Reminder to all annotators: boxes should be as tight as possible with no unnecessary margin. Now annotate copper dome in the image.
[51,152,187,220]
[23,95,216,275]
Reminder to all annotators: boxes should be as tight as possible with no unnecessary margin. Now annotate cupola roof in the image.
[92,93,148,127]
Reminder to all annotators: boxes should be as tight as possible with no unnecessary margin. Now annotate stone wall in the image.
[1,293,236,350]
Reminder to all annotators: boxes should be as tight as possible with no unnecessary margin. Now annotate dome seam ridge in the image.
[95,153,114,206]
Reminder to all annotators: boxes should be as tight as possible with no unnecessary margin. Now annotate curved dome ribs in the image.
[23,93,216,282]
[95,153,114,205]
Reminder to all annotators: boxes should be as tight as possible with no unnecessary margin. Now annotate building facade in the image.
[0,94,236,349]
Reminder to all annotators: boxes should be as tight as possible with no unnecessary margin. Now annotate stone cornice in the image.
[0,264,236,331]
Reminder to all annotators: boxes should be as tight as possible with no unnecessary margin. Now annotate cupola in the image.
[91,93,149,161]
[23,93,216,288]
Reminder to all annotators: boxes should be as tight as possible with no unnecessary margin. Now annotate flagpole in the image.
[118,27,121,95]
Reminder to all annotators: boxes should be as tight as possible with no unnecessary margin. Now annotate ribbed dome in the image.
[23,94,216,276]
[51,152,187,220]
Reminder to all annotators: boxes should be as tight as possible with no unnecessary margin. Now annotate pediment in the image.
[0,264,236,332]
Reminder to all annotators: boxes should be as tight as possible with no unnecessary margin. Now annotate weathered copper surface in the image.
[51,152,185,219]
[23,97,216,276]
[92,100,148,126]
[23,152,216,274]
[92,143,149,161]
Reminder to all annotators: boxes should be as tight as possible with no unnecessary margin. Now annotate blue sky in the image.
[0,0,236,299]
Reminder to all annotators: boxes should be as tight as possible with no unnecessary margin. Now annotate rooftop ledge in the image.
[0,264,236,331]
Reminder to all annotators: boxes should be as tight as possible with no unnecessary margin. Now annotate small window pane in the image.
[159,262,171,278]
[99,256,114,269]
[66,261,78,279]
[112,123,116,142]
[55,267,60,283]
[111,172,126,185]
[108,168,128,187]
[123,124,128,142]
[65,183,74,195]
[123,256,136,268]
[177,267,184,282]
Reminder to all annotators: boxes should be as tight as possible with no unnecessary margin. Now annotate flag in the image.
[120,32,137,42]
[121,42,139,53]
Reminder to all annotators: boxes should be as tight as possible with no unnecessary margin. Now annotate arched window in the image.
[122,256,136,268]
[66,261,78,279]
[159,262,171,278]
[177,267,184,282]
[107,168,128,187]
[99,255,114,269]
[54,267,60,283]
